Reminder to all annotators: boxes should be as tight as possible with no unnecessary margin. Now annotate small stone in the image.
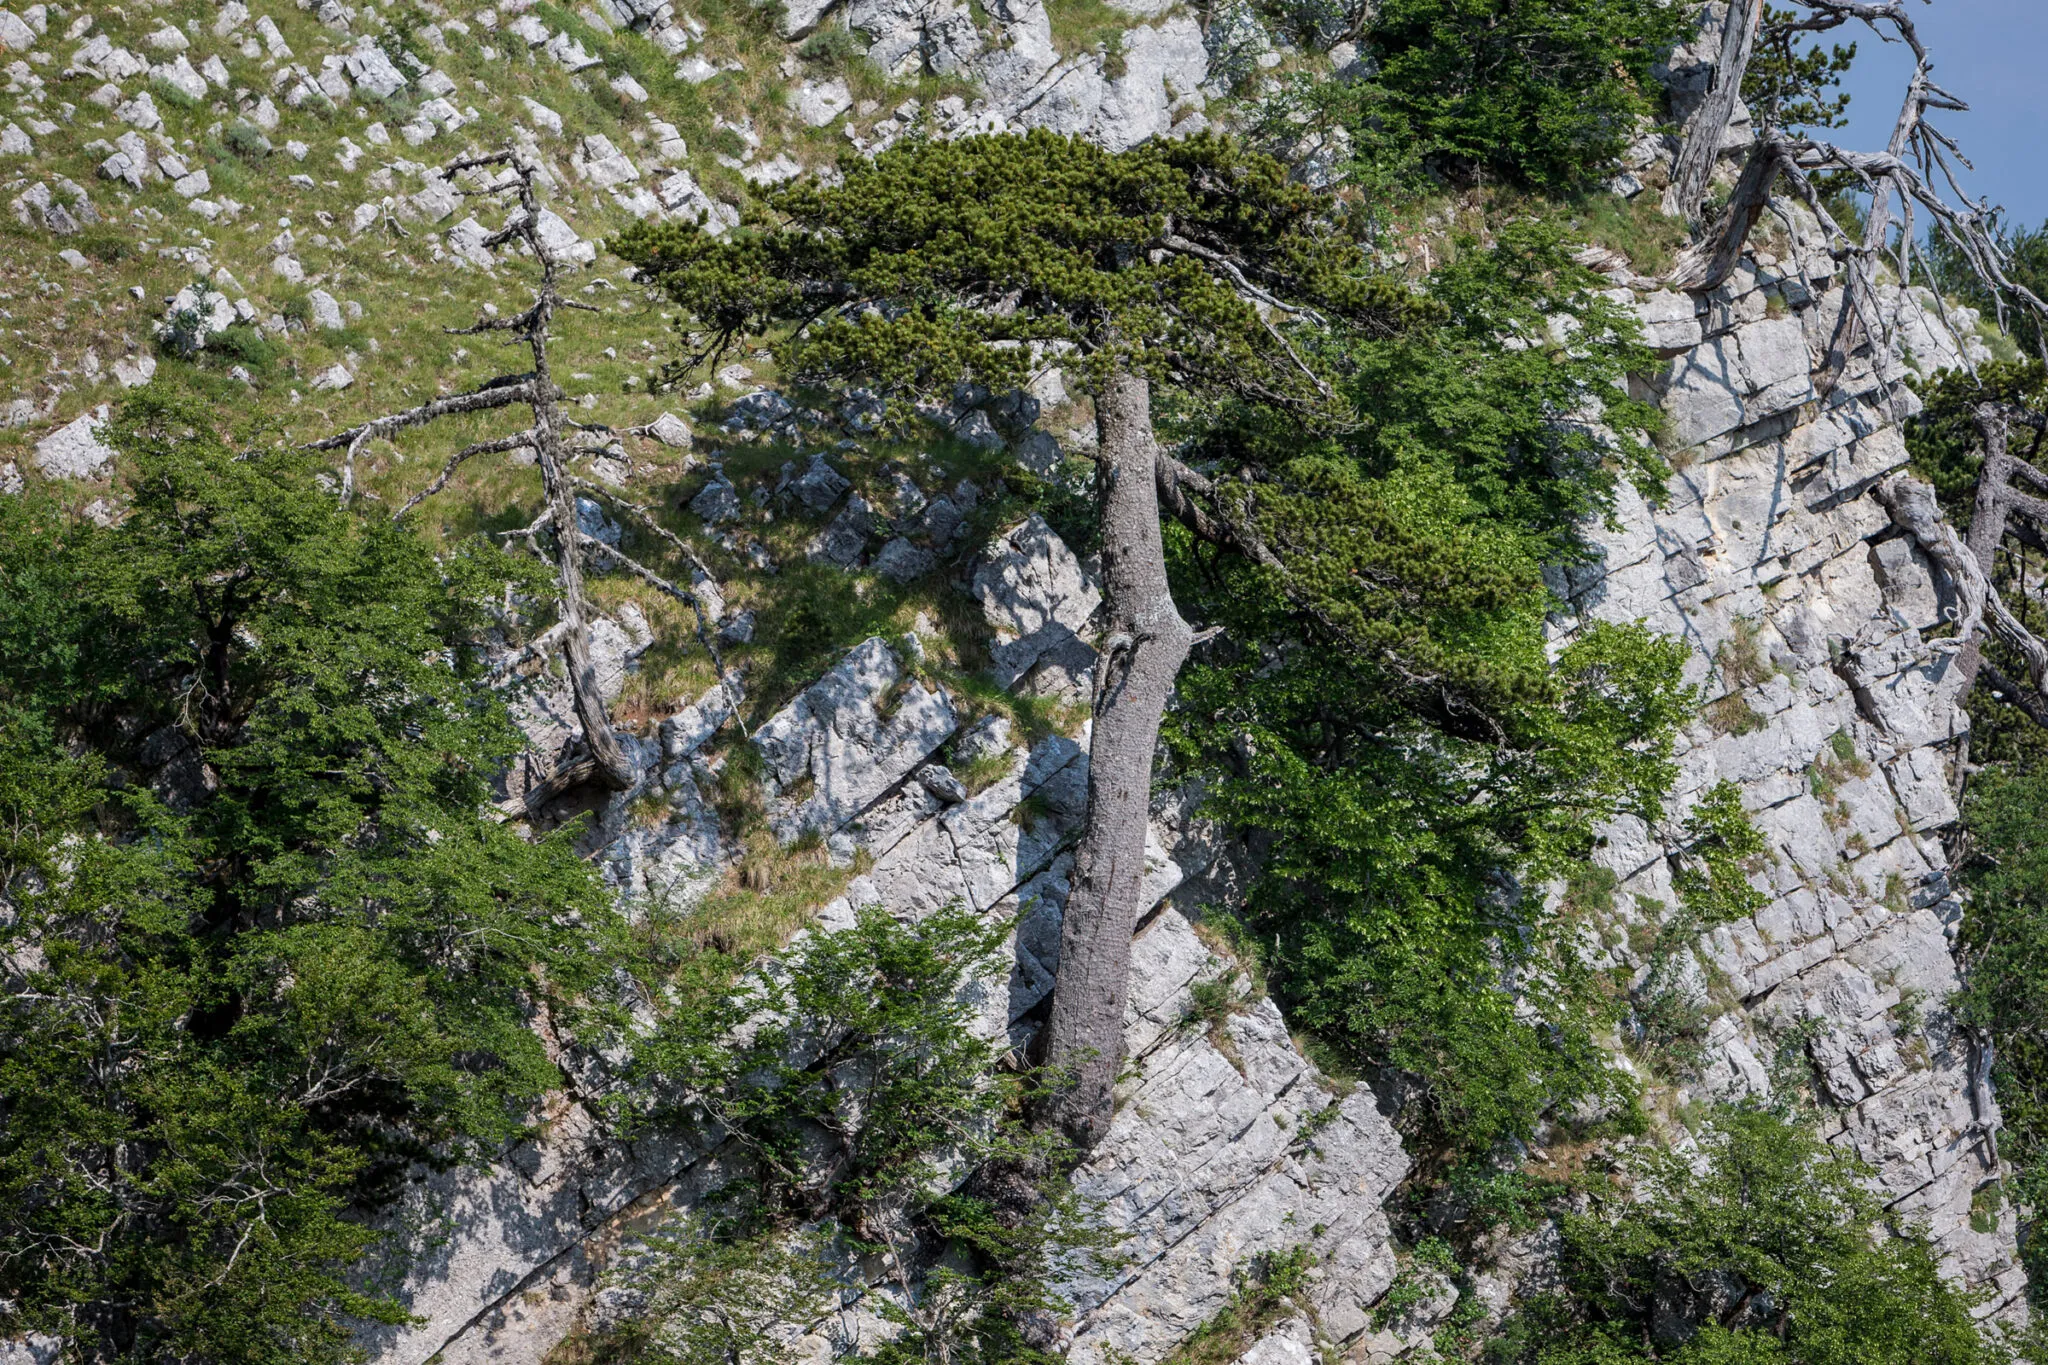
[790,75,852,127]
[172,168,210,198]
[0,121,30,154]
[154,53,207,101]
[310,363,354,391]
[689,471,741,524]
[914,762,968,804]
[57,246,87,268]
[307,288,344,330]
[0,9,37,48]
[786,452,850,512]
[112,352,157,388]
[952,408,1004,451]
[518,95,562,134]
[718,609,756,645]
[646,411,692,447]
[873,536,936,584]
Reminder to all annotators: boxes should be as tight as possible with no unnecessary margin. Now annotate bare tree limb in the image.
[567,476,748,739]
[394,430,538,520]
[1666,0,1761,221]
[314,147,640,807]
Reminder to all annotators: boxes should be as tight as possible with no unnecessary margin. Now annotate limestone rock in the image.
[789,75,852,126]
[753,636,959,836]
[974,514,1101,690]
[645,411,692,448]
[34,408,115,480]
[807,492,874,567]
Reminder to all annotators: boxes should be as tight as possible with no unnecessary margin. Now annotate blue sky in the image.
[1831,0,2048,232]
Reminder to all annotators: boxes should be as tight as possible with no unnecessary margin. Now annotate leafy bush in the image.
[1955,764,2048,1297]
[222,121,273,159]
[607,907,1100,1365]
[1337,0,1687,193]
[1162,221,1693,1154]
[0,395,626,1362]
[1494,1106,2017,1364]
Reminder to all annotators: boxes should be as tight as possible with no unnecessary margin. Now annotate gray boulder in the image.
[34,408,116,480]
[872,536,936,583]
[688,470,740,524]
[974,514,1101,689]
[807,492,874,567]
[784,452,850,513]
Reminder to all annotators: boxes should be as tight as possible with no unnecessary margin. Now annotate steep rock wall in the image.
[1555,231,2025,1313]
[363,518,1411,1365]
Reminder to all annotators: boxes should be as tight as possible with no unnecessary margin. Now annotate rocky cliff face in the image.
[360,215,2027,1362]
[1558,232,2023,1315]
[360,505,1412,1365]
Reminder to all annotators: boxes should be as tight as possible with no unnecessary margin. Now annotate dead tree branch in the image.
[312,147,650,810]
[1666,0,1761,221]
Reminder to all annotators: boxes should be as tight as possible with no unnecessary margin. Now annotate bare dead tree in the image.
[1665,0,1760,221]
[1649,3,2048,750]
[1663,0,2048,358]
[311,149,733,813]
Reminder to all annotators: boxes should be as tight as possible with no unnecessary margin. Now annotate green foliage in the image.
[1495,1107,2013,1365]
[1927,220,2048,358]
[0,394,625,1361]
[1908,360,2048,530]
[1154,218,1689,1153]
[1672,781,1769,926]
[609,907,1099,1365]
[1955,764,2048,1297]
[1169,604,1691,1152]
[1327,0,1686,194]
[796,23,867,69]
[1328,218,1669,561]
[1745,6,1857,131]
[613,130,1420,420]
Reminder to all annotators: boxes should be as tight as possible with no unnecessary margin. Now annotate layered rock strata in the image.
[1554,232,2025,1314]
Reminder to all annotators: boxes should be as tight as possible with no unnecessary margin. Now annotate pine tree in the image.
[615,129,1418,1144]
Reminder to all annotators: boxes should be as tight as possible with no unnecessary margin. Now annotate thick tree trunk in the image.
[1666,0,1759,221]
[1667,138,1786,294]
[1041,371,1193,1149]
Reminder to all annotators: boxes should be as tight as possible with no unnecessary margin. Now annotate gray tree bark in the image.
[1665,0,1759,221]
[1041,371,1194,1148]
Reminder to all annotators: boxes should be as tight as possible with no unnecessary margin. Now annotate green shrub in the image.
[0,394,628,1362]
[1496,1106,2017,1364]
[1956,764,2048,1299]
[71,223,133,264]
[1337,0,1688,193]
[222,121,273,159]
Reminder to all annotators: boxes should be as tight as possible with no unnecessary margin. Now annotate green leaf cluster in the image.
[1955,764,2048,1297]
[1744,6,1857,132]
[0,394,625,1362]
[1671,781,1770,927]
[609,906,1099,1365]
[1327,0,1687,195]
[1161,221,1691,1153]
[1492,1107,2015,1364]
[613,129,1421,419]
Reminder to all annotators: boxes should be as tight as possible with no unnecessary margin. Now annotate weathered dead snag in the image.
[311,149,729,813]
